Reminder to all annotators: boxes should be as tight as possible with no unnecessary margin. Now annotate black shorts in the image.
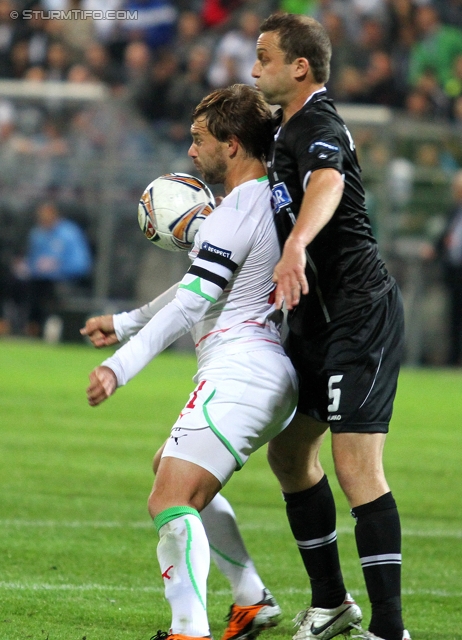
[286,284,405,433]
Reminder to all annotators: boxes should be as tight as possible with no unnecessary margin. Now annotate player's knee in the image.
[147,488,159,519]
[267,442,293,478]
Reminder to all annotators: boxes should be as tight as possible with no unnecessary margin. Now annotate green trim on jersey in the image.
[210,543,248,568]
[153,505,201,532]
[257,175,269,182]
[179,278,217,303]
[202,390,243,469]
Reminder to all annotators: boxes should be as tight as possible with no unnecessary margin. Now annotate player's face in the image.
[188,117,228,185]
[252,31,295,107]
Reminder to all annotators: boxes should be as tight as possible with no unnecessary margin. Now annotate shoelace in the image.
[224,604,235,622]
[292,610,309,627]
[350,624,379,639]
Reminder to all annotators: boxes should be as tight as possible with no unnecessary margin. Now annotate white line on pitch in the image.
[0,520,461,538]
[0,582,460,599]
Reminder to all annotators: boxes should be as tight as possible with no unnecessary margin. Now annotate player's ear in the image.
[227,135,240,158]
[293,56,309,80]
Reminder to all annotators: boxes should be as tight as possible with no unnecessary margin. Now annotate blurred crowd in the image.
[1,0,462,140]
[2,0,462,360]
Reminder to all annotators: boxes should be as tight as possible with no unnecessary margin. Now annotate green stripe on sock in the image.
[153,506,201,532]
[185,517,207,611]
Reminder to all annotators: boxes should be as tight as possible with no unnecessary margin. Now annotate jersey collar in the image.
[303,87,327,107]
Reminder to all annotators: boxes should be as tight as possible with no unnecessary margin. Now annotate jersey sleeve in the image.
[289,112,344,188]
[179,205,256,303]
[113,283,179,341]
[100,206,256,386]
[102,287,211,386]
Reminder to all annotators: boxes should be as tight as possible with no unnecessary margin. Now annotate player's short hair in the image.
[192,84,273,160]
[260,12,331,84]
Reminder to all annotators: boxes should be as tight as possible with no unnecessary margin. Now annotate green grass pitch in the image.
[1,339,461,639]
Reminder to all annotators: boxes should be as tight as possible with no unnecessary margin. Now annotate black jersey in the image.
[268,89,394,336]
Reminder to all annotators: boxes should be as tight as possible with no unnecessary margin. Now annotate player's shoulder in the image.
[284,95,346,150]
[289,93,340,130]
[220,177,271,216]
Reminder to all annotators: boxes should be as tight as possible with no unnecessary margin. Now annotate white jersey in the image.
[103,176,283,386]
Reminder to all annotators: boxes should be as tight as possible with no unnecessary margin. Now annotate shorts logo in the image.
[308,141,339,153]
[171,427,188,444]
[201,241,231,259]
[271,182,292,213]
[327,415,342,421]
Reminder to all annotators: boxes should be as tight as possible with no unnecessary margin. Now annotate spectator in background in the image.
[120,39,151,93]
[84,41,124,87]
[67,63,98,83]
[435,170,462,365]
[446,53,462,116]
[7,200,92,337]
[453,94,462,126]
[409,5,462,92]
[414,67,451,120]
[20,7,54,69]
[433,0,462,30]
[173,10,214,72]
[121,0,178,51]
[323,11,359,99]
[0,0,18,78]
[10,40,31,78]
[81,0,124,50]
[201,0,244,30]
[45,41,71,80]
[404,86,434,119]
[132,49,177,130]
[166,44,211,148]
[354,15,389,71]
[208,10,261,88]
[362,50,406,107]
[59,0,97,61]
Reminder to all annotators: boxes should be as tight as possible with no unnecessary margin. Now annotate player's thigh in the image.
[149,456,221,517]
[267,411,329,492]
[332,431,389,506]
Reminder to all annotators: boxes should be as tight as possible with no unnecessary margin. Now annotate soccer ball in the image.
[138,173,216,251]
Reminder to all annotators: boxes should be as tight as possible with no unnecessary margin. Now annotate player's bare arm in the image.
[274,168,344,310]
[80,315,118,347]
[86,365,118,406]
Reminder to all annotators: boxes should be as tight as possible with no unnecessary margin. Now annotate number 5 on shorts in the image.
[327,375,343,413]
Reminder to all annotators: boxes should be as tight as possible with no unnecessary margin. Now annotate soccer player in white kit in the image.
[84,85,298,640]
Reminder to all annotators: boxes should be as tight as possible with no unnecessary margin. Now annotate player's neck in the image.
[223,159,267,194]
[282,83,325,123]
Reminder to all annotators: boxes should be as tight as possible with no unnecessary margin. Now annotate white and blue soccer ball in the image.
[138,172,215,251]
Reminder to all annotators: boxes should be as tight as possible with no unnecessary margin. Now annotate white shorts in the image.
[161,345,298,485]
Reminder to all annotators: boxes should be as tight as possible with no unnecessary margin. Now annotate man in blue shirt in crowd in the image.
[10,200,92,337]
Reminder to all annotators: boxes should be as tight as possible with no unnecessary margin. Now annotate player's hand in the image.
[80,315,118,347]
[86,366,118,406]
[273,236,309,310]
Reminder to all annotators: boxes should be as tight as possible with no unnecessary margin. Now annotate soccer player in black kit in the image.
[252,13,411,640]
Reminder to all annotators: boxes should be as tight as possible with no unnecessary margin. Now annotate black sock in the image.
[283,475,346,608]
[352,492,404,640]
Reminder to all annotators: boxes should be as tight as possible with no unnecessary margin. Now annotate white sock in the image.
[156,509,210,636]
[201,493,265,606]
